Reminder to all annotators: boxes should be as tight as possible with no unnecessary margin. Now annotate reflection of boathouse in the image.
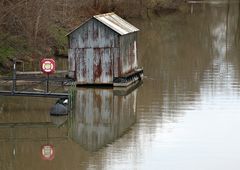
[67,12,143,86]
[71,83,141,151]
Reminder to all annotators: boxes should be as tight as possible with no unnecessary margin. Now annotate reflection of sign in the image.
[41,144,55,160]
[41,58,55,74]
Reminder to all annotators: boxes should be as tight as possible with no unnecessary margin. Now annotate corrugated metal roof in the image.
[93,12,139,35]
[66,12,139,36]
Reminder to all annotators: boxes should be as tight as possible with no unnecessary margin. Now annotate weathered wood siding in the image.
[115,33,138,77]
[69,19,120,49]
[74,48,118,84]
[68,19,120,84]
[68,49,75,78]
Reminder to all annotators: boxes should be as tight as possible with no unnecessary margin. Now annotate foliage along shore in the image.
[0,0,188,74]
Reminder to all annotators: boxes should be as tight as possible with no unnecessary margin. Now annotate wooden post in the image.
[12,59,16,94]
[46,74,49,93]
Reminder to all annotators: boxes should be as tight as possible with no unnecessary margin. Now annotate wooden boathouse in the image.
[67,12,143,86]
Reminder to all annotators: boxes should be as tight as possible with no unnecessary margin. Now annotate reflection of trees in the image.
[131,2,240,129]
[70,3,240,169]
[236,1,240,45]
[224,2,240,80]
[131,11,213,123]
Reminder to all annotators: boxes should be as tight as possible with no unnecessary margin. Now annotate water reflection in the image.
[0,83,141,169]
[0,96,89,170]
[83,3,240,170]
[71,83,141,151]
[50,115,68,127]
[1,2,240,170]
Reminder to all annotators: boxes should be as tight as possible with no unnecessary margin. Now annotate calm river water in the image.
[1,2,240,170]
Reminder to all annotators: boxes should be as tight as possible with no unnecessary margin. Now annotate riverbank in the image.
[0,0,188,74]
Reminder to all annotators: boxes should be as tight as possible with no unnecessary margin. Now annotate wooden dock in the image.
[0,91,69,98]
[0,69,72,98]
[16,70,67,75]
[113,68,143,87]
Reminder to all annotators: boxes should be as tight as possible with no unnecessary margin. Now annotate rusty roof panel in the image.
[93,13,139,35]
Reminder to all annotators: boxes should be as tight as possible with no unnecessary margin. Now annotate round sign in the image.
[41,58,56,74]
[41,144,55,160]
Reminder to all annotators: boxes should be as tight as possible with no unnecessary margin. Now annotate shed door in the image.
[76,48,113,84]
[76,48,93,83]
[93,48,113,84]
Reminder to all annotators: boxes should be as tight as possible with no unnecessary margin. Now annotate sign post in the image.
[40,58,56,93]
[12,58,16,94]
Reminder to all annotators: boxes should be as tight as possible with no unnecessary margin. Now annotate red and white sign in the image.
[41,144,55,160]
[40,58,56,74]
